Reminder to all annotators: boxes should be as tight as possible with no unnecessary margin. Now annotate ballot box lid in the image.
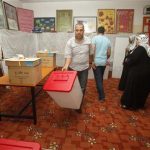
[0,138,41,150]
[43,71,77,92]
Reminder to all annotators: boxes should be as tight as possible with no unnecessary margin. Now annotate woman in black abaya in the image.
[120,34,150,110]
[118,35,136,91]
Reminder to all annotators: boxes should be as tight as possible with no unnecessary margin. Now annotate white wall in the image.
[22,0,150,33]
[1,0,150,78]
[112,37,128,78]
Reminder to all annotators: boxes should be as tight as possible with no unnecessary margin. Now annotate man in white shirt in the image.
[62,23,93,112]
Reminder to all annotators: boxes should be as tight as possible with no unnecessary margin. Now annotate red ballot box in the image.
[0,138,41,150]
[43,71,83,109]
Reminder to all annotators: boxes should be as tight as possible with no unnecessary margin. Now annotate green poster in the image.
[56,10,73,32]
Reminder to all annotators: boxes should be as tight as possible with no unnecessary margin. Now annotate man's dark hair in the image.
[98,26,105,34]
[75,23,84,30]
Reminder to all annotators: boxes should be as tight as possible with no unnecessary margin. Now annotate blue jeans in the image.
[77,68,88,94]
[93,66,106,100]
[69,68,88,94]
[68,68,88,110]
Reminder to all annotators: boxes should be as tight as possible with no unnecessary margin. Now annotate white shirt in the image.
[64,36,91,71]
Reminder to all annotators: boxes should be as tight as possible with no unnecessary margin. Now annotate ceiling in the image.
[20,0,137,3]
[19,0,143,2]
[19,0,100,2]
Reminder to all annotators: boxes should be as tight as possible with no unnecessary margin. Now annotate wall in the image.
[22,0,150,33]
[1,0,150,78]
[112,37,128,78]
[21,0,150,78]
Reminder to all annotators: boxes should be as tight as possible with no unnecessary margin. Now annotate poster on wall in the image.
[143,5,150,15]
[0,0,5,29]
[97,9,115,34]
[3,2,19,30]
[143,16,150,33]
[73,17,97,33]
[17,8,34,32]
[116,9,134,33]
[56,10,72,32]
[34,17,55,32]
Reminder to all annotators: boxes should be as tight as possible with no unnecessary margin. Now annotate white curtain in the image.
[0,29,126,78]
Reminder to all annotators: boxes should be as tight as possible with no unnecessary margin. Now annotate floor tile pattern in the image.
[0,78,150,150]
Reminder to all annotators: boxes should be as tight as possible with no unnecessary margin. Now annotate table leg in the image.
[31,87,37,125]
[0,99,1,121]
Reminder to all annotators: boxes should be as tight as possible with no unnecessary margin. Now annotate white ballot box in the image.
[43,71,83,109]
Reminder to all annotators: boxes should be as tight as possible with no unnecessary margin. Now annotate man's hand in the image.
[106,60,110,66]
[91,62,96,70]
[62,65,68,71]
[88,64,92,70]
[62,58,71,71]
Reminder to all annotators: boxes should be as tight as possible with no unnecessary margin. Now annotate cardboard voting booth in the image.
[0,138,41,150]
[43,71,83,109]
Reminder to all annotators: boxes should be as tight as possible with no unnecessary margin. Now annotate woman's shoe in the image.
[120,104,138,111]
[120,104,128,109]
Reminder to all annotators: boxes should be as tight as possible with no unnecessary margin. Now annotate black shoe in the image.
[75,108,82,113]
[99,98,105,103]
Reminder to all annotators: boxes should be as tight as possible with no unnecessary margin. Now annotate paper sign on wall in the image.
[17,8,34,32]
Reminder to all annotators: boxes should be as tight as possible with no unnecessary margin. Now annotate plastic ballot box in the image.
[43,71,83,109]
[0,138,41,150]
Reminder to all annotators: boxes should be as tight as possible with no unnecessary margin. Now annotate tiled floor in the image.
[0,78,150,150]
